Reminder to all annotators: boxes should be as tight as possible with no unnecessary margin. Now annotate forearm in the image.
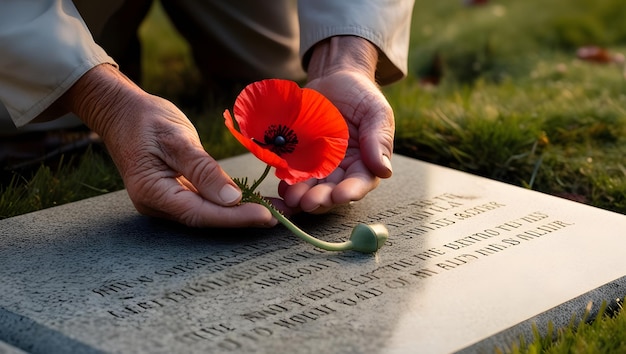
[307,36,378,83]
[52,64,143,140]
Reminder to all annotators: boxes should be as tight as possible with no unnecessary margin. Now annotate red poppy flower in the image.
[224,79,349,185]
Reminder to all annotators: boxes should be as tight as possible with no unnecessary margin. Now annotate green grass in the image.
[390,54,626,214]
[392,0,626,215]
[504,301,626,354]
[2,0,626,351]
[0,147,122,218]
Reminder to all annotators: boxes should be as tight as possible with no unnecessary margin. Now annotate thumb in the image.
[169,145,242,206]
[365,148,393,179]
[360,124,394,179]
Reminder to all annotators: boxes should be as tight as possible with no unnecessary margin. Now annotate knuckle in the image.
[188,158,223,187]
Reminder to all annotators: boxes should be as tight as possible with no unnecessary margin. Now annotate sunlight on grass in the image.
[502,300,626,354]
[388,47,626,214]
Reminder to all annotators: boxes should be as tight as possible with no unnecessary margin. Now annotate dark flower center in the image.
[255,124,298,156]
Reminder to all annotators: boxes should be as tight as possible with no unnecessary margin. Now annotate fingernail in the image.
[219,184,241,204]
[382,155,393,173]
[266,217,279,227]
[303,204,320,213]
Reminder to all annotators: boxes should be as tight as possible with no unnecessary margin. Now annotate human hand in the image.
[278,37,394,214]
[62,65,276,228]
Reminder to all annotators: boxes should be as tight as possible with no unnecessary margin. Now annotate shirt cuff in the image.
[298,0,413,85]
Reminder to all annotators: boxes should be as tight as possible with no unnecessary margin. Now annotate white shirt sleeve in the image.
[0,0,117,127]
[297,0,414,85]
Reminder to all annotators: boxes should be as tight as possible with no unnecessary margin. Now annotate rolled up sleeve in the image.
[298,0,414,85]
[0,0,116,127]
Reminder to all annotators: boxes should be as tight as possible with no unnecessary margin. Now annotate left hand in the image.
[278,37,395,214]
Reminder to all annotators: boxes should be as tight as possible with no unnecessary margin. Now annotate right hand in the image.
[62,64,277,228]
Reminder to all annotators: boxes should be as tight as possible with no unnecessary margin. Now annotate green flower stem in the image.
[236,165,389,254]
[255,197,354,251]
[249,165,271,193]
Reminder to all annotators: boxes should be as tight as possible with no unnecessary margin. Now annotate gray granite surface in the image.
[1,154,625,353]
[0,341,27,354]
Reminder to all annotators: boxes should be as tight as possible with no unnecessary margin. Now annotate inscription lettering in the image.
[85,193,581,352]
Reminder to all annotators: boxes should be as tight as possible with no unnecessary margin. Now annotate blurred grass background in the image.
[2,1,626,351]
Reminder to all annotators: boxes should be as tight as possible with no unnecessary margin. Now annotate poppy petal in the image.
[276,88,348,181]
[223,109,288,169]
[297,88,349,141]
[224,79,349,185]
[276,136,348,184]
[233,79,302,141]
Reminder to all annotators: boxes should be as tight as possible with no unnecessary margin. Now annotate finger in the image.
[332,175,379,205]
[134,179,277,228]
[278,178,317,208]
[299,173,377,215]
[299,182,336,213]
[356,95,395,179]
[360,130,394,179]
[164,142,243,207]
[329,156,380,203]
[266,197,300,218]
[295,168,346,213]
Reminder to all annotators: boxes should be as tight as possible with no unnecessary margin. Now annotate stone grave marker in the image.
[1,153,625,353]
[0,340,26,354]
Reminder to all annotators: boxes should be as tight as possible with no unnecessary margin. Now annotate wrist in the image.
[61,64,144,140]
[307,36,378,82]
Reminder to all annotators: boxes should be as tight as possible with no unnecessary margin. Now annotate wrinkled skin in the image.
[278,37,395,215]
[59,64,276,228]
[51,36,394,227]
